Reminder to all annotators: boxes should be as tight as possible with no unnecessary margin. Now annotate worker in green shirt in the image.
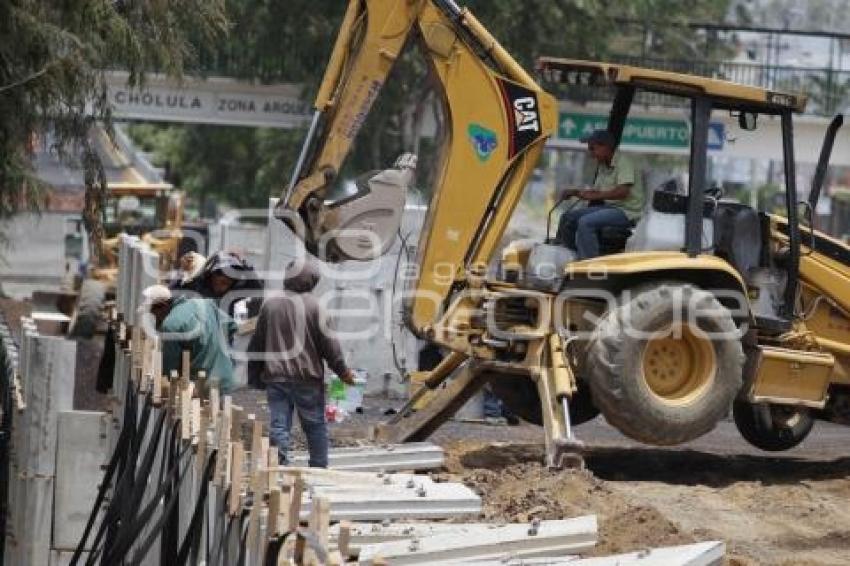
[555,129,643,259]
[140,284,236,392]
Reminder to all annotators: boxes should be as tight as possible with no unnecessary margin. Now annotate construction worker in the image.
[247,260,355,468]
[555,129,643,259]
[140,284,236,392]
[173,250,264,317]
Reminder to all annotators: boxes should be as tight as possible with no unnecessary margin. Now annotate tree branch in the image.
[0,62,56,94]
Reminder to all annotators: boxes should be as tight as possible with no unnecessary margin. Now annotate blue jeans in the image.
[267,381,328,468]
[556,205,630,259]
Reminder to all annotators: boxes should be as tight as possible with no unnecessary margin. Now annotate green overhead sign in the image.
[558,113,724,150]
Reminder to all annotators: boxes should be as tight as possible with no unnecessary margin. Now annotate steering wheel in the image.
[706,182,725,200]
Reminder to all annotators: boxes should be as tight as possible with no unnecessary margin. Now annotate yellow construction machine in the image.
[67,182,186,337]
[276,0,850,467]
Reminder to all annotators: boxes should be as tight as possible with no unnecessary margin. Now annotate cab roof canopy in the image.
[537,57,808,114]
[107,182,174,197]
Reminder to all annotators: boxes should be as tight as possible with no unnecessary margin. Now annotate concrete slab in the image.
[289,442,444,472]
[357,515,597,565]
[302,481,481,522]
[53,411,110,550]
[491,541,726,566]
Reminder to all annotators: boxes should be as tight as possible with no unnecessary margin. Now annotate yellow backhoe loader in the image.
[276,0,850,467]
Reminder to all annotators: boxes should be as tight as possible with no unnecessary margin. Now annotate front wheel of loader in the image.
[586,283,744,445]
[733,401,814,451]
[68,279,107,338]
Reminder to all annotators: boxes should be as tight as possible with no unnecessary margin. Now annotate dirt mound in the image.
[443,441,695,557]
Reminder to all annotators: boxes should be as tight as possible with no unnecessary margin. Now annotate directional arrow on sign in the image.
[561,117,577,136]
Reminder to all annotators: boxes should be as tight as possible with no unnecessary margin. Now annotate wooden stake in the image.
[267,488,281,539]
[260,437,270,476]
[169,370,179,412]
[195,406,208,475]
[230,406,244,443]
[287,477,304,533]
[209,385,220,427]
[229,442,244,517]
[180,382,193,441]
[278,475,294,533]
[181,349,191,384]
[215,400,232,487]
[337,521,352,559]
[190,398,201,447]
[294,532,306,565]
[246,491,261,563]
[151,337,162,405]
[196,369,207,398]
[250,416,262,470]
[304,496,330,565]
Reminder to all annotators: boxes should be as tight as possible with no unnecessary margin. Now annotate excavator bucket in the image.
[318,154,416,262]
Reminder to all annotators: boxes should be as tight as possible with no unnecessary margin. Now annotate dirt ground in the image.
[436,431,850,566]
[239,387,850,566]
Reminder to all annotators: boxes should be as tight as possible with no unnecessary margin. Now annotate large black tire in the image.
[586,282,744,445]
[733,401,814,451]
[68,279,107,338]
[489,374,600,426]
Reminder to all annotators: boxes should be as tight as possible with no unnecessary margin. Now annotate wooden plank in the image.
[229,443,244,517]
[278,475,294,533]
[250,416,263,471]
[246,482,263,566]
[196,370,207,398]
[304,496,330,565]
[180,382,193,441]
[191,398,201,447]
[336,521,352,559]
[151,336,162,406]
[288,477,304,533]
[169,370,180,413]
[231,406,244,442]
[131,326,142,386]
[181,349,191,384]
[260,437,270,473]
[214,408,232,487]
[195,407,208,478]
[209,385,220,427]
[267,489,281,539]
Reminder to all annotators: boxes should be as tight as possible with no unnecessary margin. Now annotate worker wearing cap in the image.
[555,129,643,259]
[140,284,236,392]
[173,250,263,318]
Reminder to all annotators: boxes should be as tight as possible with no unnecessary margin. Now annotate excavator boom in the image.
[275,0,558,336]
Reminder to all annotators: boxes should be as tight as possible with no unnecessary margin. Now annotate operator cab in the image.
[501,57,834,329]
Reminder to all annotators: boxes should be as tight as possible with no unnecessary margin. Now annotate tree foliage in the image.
[0,0,226,256]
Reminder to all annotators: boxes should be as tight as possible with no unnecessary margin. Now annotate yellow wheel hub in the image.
[641,324,716,405]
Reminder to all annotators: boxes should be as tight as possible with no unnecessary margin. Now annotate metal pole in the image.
[687,97,710,256]
[781,112,801,316]
[560,397,573,440]
[284,110,322,205]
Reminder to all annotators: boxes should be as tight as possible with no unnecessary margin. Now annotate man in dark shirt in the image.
[247,260,354,467]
